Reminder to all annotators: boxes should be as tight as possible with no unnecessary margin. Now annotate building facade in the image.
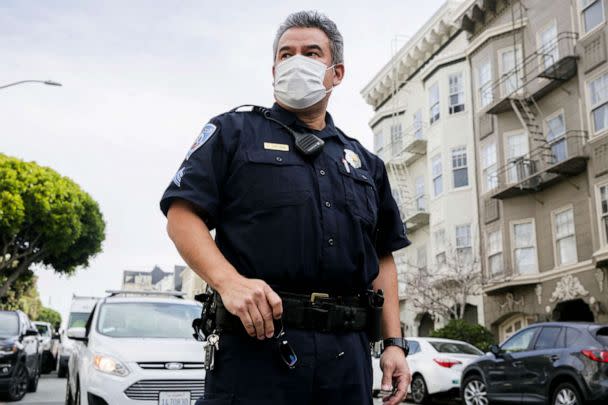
[362,0,485,337]
[180,267,208,300]
[456,0,608,342]
[122,265,180,292]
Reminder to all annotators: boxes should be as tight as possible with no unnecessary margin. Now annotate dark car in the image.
[0,310,42,401]
[461,322,608,405]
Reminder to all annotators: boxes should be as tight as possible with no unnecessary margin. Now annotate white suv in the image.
[66,291,204,405]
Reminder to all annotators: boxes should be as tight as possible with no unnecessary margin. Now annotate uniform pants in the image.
[195,328,373,405]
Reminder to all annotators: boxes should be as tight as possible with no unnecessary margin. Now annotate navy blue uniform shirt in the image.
[160,103,410,294]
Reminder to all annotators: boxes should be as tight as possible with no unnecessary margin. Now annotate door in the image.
[520,326,565,403]
[486,326,540,403]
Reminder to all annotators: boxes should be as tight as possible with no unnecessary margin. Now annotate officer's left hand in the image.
[380,346,411,404]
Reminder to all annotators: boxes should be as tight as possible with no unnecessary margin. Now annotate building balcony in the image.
[481,32,578,115]
[403,195,429,232]
[491,131,588,199]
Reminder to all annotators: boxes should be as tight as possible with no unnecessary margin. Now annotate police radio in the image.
[231,105,325,157]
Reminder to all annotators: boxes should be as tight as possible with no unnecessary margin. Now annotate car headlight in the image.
[93,354,129,377]
[0,343,19,356]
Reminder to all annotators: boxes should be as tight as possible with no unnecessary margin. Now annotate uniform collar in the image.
[269,103,348,144]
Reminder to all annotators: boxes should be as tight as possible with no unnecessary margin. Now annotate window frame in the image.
[586,69,608,136]
[448,72,465,114]
[580,0,606,35]
[482,140,498,193]
[477,59,493,109]
[486,228,504,278]
[536,20,559,72]
[497,45,524,97]
[390,123,403,157]
[597,181,608,247]
[503,130,530,184]
[413,109,423,140]
[551,205,578,268]
[510,218,539,276]
[414,175,426,212]
[451,146,469,189]
[455,224,472,259]
[434,228,446,266]
[429,82,440,124]
[432,154,443,197]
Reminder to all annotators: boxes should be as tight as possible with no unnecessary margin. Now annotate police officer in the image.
[161,10,411,405]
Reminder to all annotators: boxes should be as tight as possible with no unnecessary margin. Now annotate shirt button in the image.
[319,169,326,176]
[275,156,283,163]
[324,201,332,208]
[328,238,335,246]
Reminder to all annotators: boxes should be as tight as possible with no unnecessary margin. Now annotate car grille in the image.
[124,379,205,401]
[137,362,205,370]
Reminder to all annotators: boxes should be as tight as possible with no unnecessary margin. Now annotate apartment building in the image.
[362,0,484,336]
[455,0,608,341]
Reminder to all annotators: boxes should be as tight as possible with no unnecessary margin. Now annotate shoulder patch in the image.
[186,123,217,160]
[172,166,187,187]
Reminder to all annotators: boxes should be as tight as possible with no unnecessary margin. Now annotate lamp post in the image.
[0,80,62,90]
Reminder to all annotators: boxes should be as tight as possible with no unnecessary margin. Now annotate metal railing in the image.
[491,130,588,196]
[480,32,578,110]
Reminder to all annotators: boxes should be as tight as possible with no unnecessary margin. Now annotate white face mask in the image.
[273,55,335,110]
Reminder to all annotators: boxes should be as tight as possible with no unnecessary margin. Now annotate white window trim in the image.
[510,218,539,276]
[481,139,498,194]
[431,154,443,198]
[497,45,524,98]
[536,19,559,73]
[448,72,466,115]
[544,108,567,154]
[597,180,608,248]
[578,0,606,37]
[455,223,472,253]
[486,227,504,279]
[451,146,469,189]
[503,129,530,185]
[585,67,608,137]
[433,228,446,266]
[476,59,493,111]
[429,82,440,125]
[550,204,578,268]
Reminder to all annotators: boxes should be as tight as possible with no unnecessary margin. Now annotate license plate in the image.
[159,391,191,405]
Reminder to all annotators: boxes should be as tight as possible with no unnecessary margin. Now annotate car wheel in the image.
[552,382,582,405]
[57,361,67,378]
[27,360,40,392]
[6,362,28,401]
[462,375,488,405]
[64,374,74,405]
[410,374,429,404]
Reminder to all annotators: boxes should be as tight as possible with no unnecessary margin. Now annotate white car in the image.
[65,291,204,405]
[372,337,483,403]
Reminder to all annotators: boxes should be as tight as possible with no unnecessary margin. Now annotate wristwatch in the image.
[383,337,409,357]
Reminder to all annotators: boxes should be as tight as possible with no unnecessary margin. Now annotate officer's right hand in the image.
[217,274,283,339]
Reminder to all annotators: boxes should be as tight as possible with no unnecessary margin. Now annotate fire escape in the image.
[480,31,589,200]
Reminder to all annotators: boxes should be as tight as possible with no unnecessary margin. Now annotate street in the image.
[1,372,434,405]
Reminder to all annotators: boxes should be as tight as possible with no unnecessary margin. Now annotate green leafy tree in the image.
[0,154,105,298]
[37,307,62,330]
[0,271,43,319]
[430,319,496,352]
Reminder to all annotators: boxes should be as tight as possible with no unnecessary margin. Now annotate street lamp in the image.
[0,80,62,90]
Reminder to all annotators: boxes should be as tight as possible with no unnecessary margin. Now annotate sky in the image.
[1,0,445,324]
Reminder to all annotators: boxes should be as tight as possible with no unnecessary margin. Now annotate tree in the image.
[404,244,482,321]
[37,307,62,331]
[0,271,43,319]
[430,319,496,352]
[0,154,105,298]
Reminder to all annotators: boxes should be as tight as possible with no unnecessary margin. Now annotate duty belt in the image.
[214,291,369,334]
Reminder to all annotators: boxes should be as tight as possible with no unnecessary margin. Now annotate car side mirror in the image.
[67,327,88,342]
[490,344,502,357]
[25,328,39,337]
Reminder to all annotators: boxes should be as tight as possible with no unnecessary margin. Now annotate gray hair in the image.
[273,11,344,64]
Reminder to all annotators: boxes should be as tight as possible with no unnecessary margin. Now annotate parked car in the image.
[33,321,59,374]
[372,337,483,403]
[57,295,100,378]
[0,310,42,401]
[461,322,608,405]
[65,290,204,405]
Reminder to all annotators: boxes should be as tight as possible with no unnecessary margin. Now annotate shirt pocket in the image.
[242,150,310,209]
[337,160,379,226]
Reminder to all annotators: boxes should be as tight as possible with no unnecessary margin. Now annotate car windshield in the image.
[68,312,91,328]
[97,302,201,338]
[0,312,19,337]
[428,341,484,355]
[35,324,50,337]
